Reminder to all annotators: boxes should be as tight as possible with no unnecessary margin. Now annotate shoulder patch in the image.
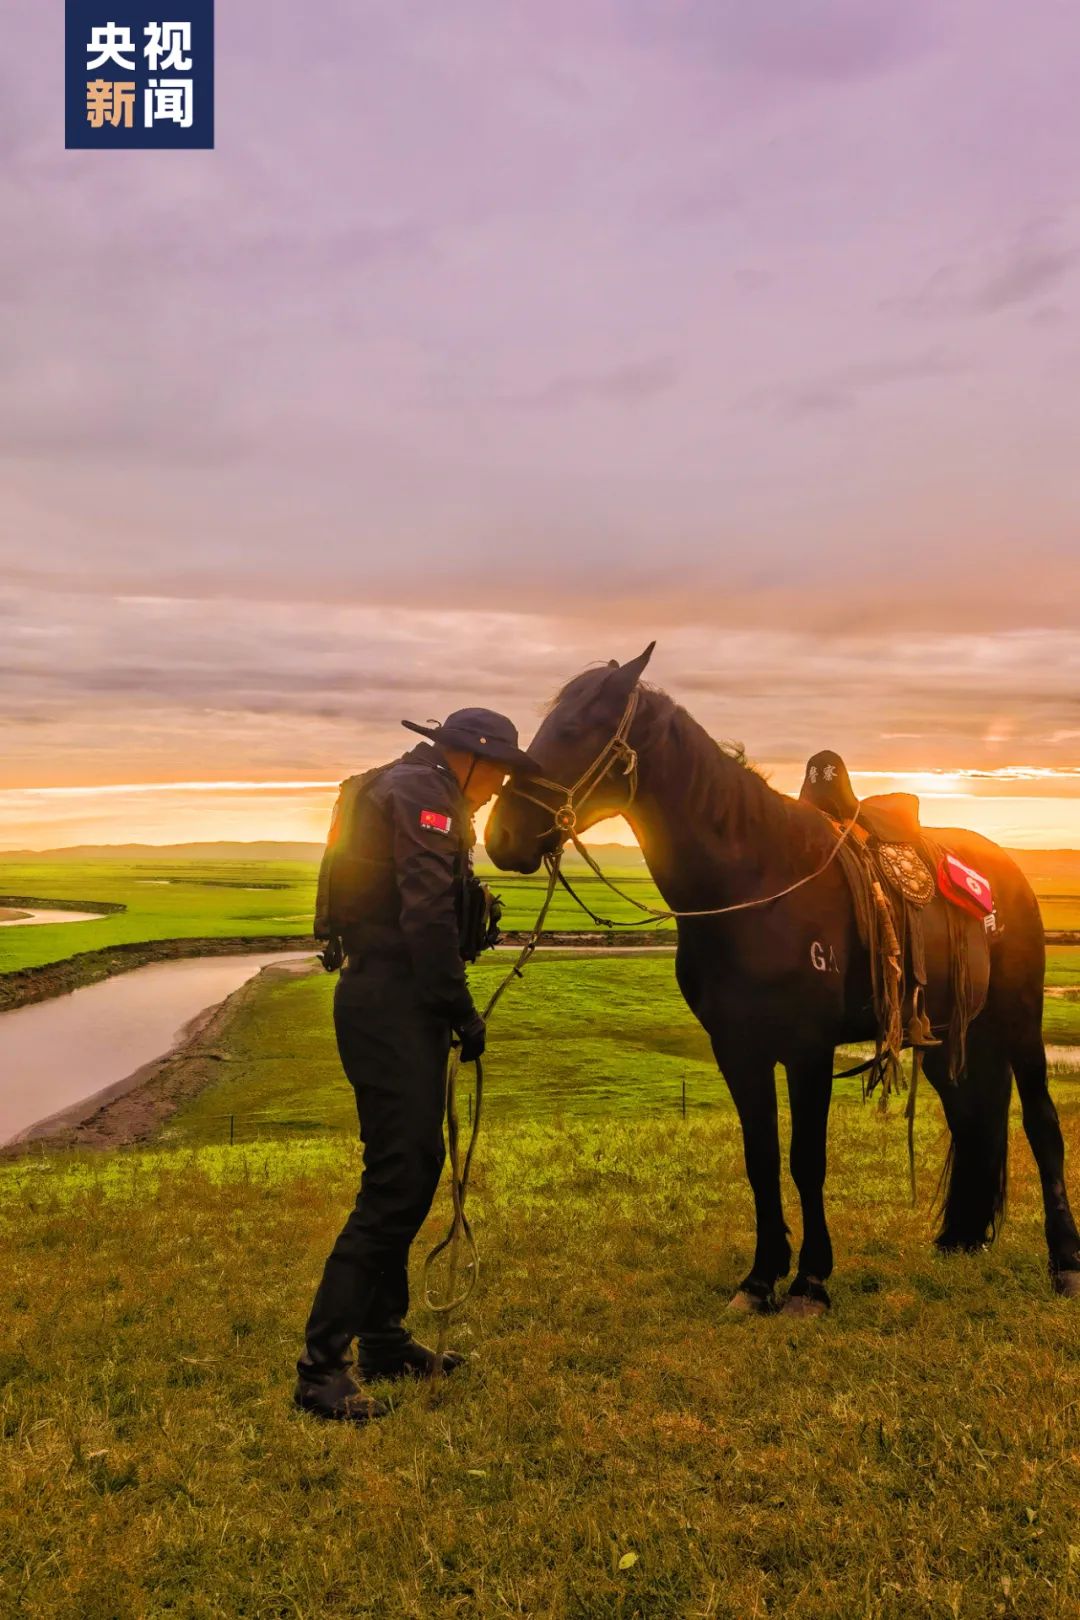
[420,809,452,835]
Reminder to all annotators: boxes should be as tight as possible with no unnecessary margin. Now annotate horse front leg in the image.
[716,1047,790,1313]
[781,1046,835,1317]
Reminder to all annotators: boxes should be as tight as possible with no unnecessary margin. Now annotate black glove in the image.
[457,1011,486,1064]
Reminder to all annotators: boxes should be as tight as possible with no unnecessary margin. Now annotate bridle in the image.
[503,686,861,922]
[505,688,641,836]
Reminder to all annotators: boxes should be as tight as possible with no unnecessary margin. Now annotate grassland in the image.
[3,851,1079,982]
[0,861,319,977]
[0,858,680,982]
[3,953,1080,1617]
[159,953,1080,1145]
[1028,881,1080,933]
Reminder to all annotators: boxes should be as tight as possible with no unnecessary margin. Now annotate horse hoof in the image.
[781,1292,828,1319]
[727,1288,776,1316]
[1052,1269,1080,1299]
[782,1276,831,1317]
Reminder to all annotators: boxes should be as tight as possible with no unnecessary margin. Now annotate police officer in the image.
[295,708,539,1423]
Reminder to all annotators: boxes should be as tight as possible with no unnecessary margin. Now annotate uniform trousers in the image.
[299,958,450,1380]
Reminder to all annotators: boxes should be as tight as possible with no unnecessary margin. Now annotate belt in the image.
[340,937,412,975]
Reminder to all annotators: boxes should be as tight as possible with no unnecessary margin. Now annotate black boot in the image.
[293,1368,390,1423]
[357,1328,466,1382]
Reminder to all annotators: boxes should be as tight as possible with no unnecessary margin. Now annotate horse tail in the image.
[930,1018,1012,1251]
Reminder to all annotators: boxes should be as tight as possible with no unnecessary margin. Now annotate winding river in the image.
[0,952,309,1145]
[0,907,105,927]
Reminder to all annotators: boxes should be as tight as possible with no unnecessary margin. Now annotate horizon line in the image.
[6,764,1080,797]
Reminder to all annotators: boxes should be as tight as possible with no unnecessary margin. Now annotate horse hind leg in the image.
[1010,1031,1080,1294]
[925,1019,1012,1255]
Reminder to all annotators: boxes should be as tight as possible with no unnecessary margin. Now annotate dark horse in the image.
[486,645,1080,1312]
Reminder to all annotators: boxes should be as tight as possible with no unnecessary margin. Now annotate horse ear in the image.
[596,642,656,708]
[622,642,655,683]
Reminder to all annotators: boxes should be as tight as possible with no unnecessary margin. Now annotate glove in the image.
[457,1011,486,1064]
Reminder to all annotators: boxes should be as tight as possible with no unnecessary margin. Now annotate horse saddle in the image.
[859,793,937,906]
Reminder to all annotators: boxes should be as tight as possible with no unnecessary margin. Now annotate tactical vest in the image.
[314,765,502,970]
[314,764,392,947]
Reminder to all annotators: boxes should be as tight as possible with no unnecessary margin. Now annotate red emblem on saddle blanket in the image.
[420,809,451,835]
[937,853,993,918]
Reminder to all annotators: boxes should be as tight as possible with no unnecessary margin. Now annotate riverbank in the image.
[0,930,670,1013]
[0,956,315,1158]
[0,933,312,1012]
[5,925,1078,1015]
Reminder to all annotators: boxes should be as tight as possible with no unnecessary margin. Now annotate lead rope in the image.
[422,849,564,1375]
[507,687,864,924]
[563,816,861,922]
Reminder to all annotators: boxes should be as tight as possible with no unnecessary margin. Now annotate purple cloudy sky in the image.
[2,0,1080,847]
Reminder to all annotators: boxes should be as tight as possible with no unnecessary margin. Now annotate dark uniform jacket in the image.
[328,744,476,1026]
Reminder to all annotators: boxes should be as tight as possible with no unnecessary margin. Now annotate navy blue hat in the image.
[402,708,540,775]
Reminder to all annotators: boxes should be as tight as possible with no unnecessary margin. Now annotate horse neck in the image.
[624,699,822,913]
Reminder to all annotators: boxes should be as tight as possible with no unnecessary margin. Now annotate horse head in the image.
[486,643,654,872]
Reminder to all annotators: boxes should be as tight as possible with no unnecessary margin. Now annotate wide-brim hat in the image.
[402,707,540,776]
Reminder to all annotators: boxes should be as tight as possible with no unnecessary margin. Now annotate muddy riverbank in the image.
[0,930,662,1012]
[0,934,313,1012]
[4,925,1075,1016]
[1,956,314,1156]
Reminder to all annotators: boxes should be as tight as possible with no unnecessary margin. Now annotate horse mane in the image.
[550,666,834,862]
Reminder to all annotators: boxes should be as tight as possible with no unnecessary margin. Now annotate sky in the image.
[2,0,1079,850]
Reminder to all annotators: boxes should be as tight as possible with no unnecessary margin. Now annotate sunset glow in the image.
[3,765,1079,853]
[3,1,1079,855]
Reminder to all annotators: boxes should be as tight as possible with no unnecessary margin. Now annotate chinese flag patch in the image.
[420,809,452,835]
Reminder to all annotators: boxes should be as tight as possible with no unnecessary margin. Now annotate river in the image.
[0,952,310,1145]
[0,907,105,927]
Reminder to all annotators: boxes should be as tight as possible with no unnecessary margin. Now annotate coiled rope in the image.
[422,850,563,1373]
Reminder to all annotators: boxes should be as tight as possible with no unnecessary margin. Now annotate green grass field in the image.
[0,861,318,975]
[3,956,1080,1616]
[0,859,672,977]
[1027,879,1080,933]
[3,852,1079,985]
[161,953,1080,1145]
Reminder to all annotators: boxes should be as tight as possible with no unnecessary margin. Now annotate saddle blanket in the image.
[937,852,994,920]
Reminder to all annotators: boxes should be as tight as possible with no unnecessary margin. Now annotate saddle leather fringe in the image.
[836,832,981,1091]
[921,835,980,1077]
[831,822,987,1203]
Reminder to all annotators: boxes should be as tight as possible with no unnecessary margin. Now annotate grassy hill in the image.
[0,857,659,982]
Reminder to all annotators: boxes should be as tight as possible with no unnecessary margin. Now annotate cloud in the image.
[745,349,968,417]
[889,226,1077,318]
[621,0,936,84]
[506,357,679,410]
[3,583,1078,791]
[3,0,1080,842]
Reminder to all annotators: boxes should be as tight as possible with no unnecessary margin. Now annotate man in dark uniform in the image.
[295,707,539,1424]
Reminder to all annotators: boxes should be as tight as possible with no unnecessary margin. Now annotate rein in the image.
[507,688,863,923]
[421,847,564,1372]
